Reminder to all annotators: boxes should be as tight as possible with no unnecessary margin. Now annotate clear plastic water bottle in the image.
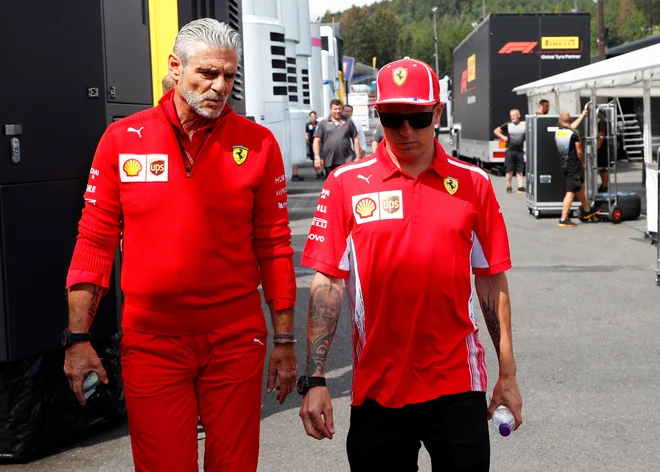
[492,405,516,437]
[82,371,100,400]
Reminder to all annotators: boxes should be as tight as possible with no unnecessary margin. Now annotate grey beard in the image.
[179,84,226,119]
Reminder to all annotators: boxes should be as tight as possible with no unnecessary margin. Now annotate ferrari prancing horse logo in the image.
[393,67,408,86]
[444,177,458,195]
[232,146,249,165]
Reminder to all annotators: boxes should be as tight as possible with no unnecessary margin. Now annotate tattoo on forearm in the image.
[87,285,101,319]
[481,294,501,360]
[306,334,334,376]
[305,283,342,376]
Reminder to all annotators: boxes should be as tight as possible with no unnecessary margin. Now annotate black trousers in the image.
[347,392,490,472]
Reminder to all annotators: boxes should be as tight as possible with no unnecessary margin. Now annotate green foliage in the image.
[328,0,659,74]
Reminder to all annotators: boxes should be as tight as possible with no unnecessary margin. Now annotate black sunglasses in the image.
[379,112,435,130]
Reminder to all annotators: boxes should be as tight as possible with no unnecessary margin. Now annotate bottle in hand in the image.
[82,371,100,401]
[492,406,516,437]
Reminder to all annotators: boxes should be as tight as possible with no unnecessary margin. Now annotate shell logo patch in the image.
[393,67,408,86]
[444,177,459,195]
[119,154,168,183]
[352,190,403,224]
[355,198,377,218]
[233,146,249,165]
[123,159,142,177]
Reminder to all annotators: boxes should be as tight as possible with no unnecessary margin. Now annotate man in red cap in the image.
[297,57,523,471]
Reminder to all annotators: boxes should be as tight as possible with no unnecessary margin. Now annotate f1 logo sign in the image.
[498,42,538,54]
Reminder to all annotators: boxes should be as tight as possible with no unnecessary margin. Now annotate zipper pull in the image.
[186,165,191,178]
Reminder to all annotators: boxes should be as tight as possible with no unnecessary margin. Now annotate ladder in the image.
[616,113,644,161]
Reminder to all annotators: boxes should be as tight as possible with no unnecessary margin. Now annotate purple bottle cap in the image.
[499,424,511,437]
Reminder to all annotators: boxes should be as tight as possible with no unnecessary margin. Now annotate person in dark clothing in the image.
[293,111,322,181]
[494,109,526,194]
[306,111,318,161]
[596,111,612,193]
[555,112,601,227]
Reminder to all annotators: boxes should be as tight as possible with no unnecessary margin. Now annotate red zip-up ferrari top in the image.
[67,90,296,335]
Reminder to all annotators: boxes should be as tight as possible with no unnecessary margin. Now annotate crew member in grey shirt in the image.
[313,99,360,176]
[494,109,526,194]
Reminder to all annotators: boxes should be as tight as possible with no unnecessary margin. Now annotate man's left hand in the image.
[488,375,523,431]
[266,343,298,405]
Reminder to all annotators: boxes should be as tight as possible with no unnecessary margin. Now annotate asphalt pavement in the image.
[3,137,660,471]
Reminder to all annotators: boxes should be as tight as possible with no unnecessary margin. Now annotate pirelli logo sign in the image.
[498,37,582,54]
[541,36,580,50]
[467,54,476,82]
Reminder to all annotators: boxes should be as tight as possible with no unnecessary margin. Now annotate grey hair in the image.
[173,19,242,67]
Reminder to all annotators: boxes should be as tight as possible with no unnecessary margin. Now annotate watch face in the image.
[296,376,307,395]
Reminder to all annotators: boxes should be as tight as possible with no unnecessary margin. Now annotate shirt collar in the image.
[376,140,451,181]
[327,116,344,125]
[158,88,230,133]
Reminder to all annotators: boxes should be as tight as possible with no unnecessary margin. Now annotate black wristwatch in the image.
[296,375,326,396]
[61,328,91,348]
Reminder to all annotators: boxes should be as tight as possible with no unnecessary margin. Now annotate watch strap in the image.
[307,377,326,388]
[70,332,91,343]
[297,375,326,396]
[62,328,91,347]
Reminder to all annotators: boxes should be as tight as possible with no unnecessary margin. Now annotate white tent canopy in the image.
[513,42,660,240]
[513,43,660,96]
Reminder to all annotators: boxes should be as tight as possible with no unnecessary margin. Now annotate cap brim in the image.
[369,97,438,106]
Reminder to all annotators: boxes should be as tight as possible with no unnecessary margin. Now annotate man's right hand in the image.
[313,157,323,171]
[299,386,335,440]
[64,342,109,406]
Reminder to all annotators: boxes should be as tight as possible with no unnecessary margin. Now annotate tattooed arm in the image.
[68,284,103,332]
[474,272,523,430]
[299,271,344,441]
[305,273,344,377]
[475,273,513,371]
[64,284,109,406]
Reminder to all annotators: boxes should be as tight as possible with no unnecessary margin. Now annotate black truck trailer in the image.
[450,13,591,169]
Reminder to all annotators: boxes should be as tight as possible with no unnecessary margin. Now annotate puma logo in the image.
[253,338,264,346]
[358,174,372,184]
[127,127,144,138]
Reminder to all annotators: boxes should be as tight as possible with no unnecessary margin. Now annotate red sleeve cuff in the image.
[300,256,349,280]
[66,270,111,289]
[271,298,296,311]
[260,256,296,304]
[472,260,512,276]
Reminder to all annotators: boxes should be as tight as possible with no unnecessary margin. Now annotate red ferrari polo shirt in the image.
[301,142,512,408]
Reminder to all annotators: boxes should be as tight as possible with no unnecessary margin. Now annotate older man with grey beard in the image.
[63,19,297,471]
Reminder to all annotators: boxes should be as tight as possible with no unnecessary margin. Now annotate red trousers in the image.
[120,312,267,472]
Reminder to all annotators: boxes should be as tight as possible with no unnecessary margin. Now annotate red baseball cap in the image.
[370,57,440,107]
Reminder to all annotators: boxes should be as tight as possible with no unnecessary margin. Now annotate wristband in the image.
[273,333,295,340]
[273,339,297,345]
